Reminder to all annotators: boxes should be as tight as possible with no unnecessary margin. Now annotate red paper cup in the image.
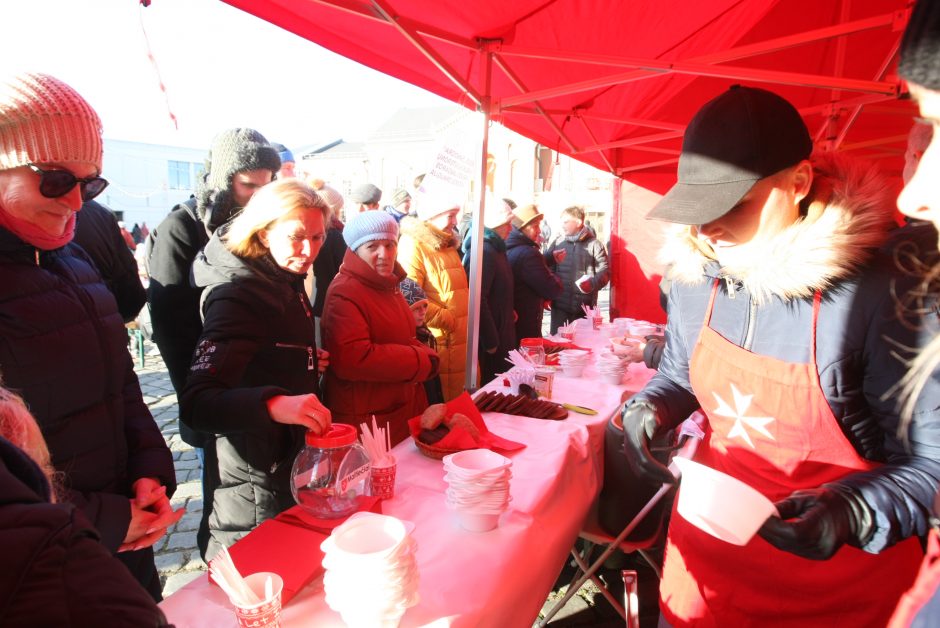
[371,456,397,500]
[232,572,283,628]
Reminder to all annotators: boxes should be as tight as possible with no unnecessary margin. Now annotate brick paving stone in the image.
[175,511,201,533]
[155,551,186,572]
[166,530,199,551]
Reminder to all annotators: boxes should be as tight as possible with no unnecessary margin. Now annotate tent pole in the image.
[464,45,494,393]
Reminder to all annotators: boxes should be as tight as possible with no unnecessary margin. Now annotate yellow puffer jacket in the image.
[398,216,469,400]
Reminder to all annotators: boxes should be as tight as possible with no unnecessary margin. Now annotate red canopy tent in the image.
[215,0,916,379]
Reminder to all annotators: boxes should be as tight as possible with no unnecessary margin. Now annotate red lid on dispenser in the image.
[305,423,357,447]
[519,338,544,347]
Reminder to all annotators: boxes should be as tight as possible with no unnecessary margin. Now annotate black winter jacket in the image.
[0,227,176,582]
[505,227,562,341]
[147,198,210,447]
[0,436,168,627]
[631,155,940,553]
[312,218,347,317]
[73,200,146,323]
[181,230,319,558]
[544,225,610,313]
[462,228,516,358]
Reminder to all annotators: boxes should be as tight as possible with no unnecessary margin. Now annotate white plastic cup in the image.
[232,572,283,628]
[455,510,500,532]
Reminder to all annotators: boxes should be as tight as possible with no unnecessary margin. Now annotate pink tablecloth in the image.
[160,330,655,627]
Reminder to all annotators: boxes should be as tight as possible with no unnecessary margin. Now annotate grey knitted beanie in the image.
[205,128,280,191]
[343,210,399,251]
[900,0,940,90]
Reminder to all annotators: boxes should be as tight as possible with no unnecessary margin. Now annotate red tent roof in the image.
[222,0,916,192]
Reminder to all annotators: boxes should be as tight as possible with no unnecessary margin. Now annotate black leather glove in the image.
[621,400,676,486]
[758,485,873,560]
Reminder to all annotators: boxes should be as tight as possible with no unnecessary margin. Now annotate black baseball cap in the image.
[647,85,813,225]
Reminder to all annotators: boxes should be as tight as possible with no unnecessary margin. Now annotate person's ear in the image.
[791,160,814,205]
[258,228,270,248]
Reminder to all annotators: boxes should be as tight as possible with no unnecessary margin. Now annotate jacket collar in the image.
[400,215,455,250]
[661,152,897,304]
[340,247,407,290]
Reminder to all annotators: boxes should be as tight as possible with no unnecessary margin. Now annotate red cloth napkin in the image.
[276,498,383,534]
[217,499,383,604]
[222,516,328,604]
[408,391,526,452]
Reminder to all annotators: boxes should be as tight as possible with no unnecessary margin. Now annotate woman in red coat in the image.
[321,210,439,445]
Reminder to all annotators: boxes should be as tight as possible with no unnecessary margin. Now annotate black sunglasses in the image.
[28,164,109,201]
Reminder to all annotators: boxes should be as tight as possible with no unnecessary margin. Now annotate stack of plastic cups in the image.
[442,449,512,532]
[321,514,420,627]
[596,350,629,384]
[557,349,591,378]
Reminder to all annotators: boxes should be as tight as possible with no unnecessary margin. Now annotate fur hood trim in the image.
[660,152,896,304]
[400,215,455,250]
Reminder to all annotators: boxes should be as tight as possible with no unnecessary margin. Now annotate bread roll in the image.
[420,403,447,429]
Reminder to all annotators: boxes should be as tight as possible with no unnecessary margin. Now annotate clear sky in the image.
[0,0,450,150]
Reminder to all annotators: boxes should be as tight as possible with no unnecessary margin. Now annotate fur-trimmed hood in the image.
[660,152,897,304]
[400,215,456,250]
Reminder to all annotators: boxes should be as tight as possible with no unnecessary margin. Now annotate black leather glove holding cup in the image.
[757,485,874,560]
[621,400,677,486]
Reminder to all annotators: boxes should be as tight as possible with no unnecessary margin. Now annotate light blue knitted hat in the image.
[343,210,399,251]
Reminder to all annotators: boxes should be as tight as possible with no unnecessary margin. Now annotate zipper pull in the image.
[307,347,315,371]
[34,249,40,266]
[725,276,735,299]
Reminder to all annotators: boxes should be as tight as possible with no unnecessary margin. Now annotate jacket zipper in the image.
[275,342,315,371]
[743,299,757,351]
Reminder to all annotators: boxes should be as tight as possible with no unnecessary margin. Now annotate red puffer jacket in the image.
[321,250,437,445]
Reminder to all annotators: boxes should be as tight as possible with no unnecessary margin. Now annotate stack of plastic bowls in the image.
[596,350,629,384]
[557,349,591,378]
[321,513,420,627]
[597,322,618,339]
[442,449,512,532]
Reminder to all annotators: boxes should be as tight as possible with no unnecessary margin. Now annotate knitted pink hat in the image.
[0,73,103,172]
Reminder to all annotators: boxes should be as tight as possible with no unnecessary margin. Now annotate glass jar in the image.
[290,424,372,519]
[519,338,546,365]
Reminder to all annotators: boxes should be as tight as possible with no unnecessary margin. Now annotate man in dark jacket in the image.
[622,85,940,626]
[147,128,280,557]
[463,200,516,385]
[505,203,562,341]
[544,205,610,333]
[73,199,147,322]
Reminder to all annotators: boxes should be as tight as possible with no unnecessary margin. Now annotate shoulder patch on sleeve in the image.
[190,339,227,375]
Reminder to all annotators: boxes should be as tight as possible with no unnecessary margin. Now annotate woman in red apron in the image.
[624,84,940,627]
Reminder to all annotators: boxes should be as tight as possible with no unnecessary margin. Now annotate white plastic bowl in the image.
[456,510,500,532]
[672,457,777,546]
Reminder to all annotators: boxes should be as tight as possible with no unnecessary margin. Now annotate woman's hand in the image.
[316,348,330,374]
[120,478,185,551]
[267,394,332,434]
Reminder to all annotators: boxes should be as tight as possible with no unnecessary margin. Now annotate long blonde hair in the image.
[225,179,329,258]
[0,385,60,502]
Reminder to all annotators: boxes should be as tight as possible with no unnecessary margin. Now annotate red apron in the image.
[659,282,922,627]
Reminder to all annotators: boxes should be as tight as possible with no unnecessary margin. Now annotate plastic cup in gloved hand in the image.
[672,457,777,545]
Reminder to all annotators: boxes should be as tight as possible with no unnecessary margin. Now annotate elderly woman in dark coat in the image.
[0,72,178,600]
[321,210,439,446]
[181,178,332,559]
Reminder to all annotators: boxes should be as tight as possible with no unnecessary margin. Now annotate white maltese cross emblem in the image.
[712,383,775,448]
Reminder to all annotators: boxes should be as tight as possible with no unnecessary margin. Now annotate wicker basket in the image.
[413,437,465,460]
